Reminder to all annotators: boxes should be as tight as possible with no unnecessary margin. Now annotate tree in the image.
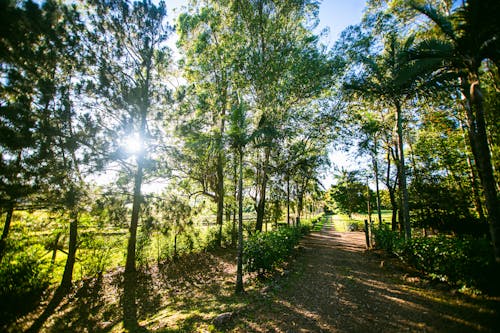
[176,1,239,247]
[87,0,171,328]
[234,0,333,231]
[228,95,249,294]
[406,0,500,261]
[325,170,369,218]
[341,12,440,239]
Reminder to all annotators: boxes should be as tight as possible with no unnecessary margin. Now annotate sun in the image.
[123,133,143,155]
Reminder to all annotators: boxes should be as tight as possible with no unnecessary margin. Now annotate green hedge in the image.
[373,227,497,292]
[243,226,309,276]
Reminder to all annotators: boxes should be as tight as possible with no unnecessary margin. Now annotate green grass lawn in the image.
[322,210,393,232]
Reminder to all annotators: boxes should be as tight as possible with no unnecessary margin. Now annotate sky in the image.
[162,0,368,190]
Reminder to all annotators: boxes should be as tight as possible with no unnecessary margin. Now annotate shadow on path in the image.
[246,225,500,332]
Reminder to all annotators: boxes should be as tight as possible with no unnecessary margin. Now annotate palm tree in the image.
[408,0,500,262]
[344,30,436,240]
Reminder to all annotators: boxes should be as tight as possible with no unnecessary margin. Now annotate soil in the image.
[236,223,500,332]
[6,223,500,332]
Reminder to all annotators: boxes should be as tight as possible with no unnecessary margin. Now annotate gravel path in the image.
[243,223,500,332]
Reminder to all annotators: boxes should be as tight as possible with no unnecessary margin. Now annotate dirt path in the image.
[240,223,500,332]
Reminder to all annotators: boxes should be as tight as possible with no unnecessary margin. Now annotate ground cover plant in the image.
[373,227,498,293]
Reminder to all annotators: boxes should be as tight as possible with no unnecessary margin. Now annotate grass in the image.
[323,210,393,232]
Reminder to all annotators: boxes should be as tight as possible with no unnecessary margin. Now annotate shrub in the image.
[243,226,308,276]
[373,227,496,291]
[0,243,51,323]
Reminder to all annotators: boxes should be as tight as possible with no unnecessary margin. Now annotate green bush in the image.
[373,227,496,291]
[0,244,51,322]
[243,226,308,276]
[80,234,113,277]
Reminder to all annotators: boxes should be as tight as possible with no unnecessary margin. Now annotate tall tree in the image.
[234,0,333,231]
[176,1,238,247]
[341,13,439,239]
[87,0,171,328]
[406,0,500,261]
[228,96,249,294]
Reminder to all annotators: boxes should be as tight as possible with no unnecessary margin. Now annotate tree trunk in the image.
[51,232,62,267]
[464,80,500,262]
[25,211,78,333]
[255,147,270,232]
[123,155,144,330]
[385,145,398,231]
[232,154,238,247]
[235,147,245,293]
[216,152,224,247]
[465,143,486,221]
[395,99,411,239]
[59,210,78,292]
[0,203,14,261]
[286,175,290,226]
[373,153,383,227]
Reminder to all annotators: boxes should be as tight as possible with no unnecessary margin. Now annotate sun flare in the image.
[123,134,143,155]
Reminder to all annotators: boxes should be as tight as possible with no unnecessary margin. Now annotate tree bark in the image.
[464,79,500,262]
[373,153,383,227]
[0,203,14,261]
[255,147,270,232]
[395,99,411,239]
[385,142,399,231]
[59,210,78,292]
[235,147,244,293]
[123,154,144,330]
[216,145,225,247]
[286,175,290,226]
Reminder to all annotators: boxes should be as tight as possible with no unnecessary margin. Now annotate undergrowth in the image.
[373,227,498,294]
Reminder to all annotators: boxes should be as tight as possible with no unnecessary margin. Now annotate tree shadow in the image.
[253,230,500,332]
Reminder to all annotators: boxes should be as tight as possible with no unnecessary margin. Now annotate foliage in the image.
[79,234,113,277]
[409,177,489,236]
[243,226,309,276]
[373,227,497,291]
[324,170,375,217]
[0,243,51,320]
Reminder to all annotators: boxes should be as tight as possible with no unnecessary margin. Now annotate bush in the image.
[80,234,113,277]
[0,244,51,323]
[373,227,496,291]
[243,226,308,276]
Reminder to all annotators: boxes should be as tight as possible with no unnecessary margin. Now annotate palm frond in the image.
[409,0,456,42]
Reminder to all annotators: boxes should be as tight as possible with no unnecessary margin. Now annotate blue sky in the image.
[318,0,366,46]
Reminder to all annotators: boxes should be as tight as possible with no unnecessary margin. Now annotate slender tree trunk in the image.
[123,154,144,330]
[215,77,227,247]
[235,147,244,293]
[174,231,178,259]
[216,153,224,247]
[59,210,78,292]
[385,146,398,231]
[459,99,486,221]
[232,159,238,247]
[286,175,290,226]
[0,202,14,261]
[464,80,500,262]
[395,99,411,239]
[51,232,62,267]
[27,210,79,333]
[255,147,270,232]
[373,154,383,227]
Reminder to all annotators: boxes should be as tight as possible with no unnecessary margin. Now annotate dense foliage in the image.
[373,227,497,292]
[244,225,310,276]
